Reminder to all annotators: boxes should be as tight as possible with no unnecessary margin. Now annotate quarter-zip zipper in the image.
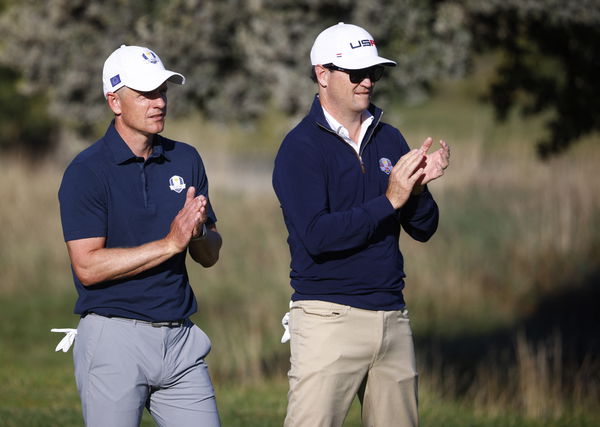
[316,110,383,175]
[360,110,383,158]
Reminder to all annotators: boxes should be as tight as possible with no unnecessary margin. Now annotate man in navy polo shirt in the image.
[58,45,222,426]
[273,24,450,426]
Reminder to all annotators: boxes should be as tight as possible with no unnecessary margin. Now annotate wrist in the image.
[164,236,183,257]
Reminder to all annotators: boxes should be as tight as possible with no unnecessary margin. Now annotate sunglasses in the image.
[324,64,385,83]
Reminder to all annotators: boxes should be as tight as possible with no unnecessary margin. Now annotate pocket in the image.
[293,301,349,319]
[393,309,413,337]
[299,306,344,318]
[290,301,349,338]
[74,315,107,375]
[191,324,212,357]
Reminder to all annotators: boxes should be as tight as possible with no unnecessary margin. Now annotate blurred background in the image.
[0,1,598,426]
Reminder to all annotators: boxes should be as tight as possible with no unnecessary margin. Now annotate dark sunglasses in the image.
[324,64,385,83]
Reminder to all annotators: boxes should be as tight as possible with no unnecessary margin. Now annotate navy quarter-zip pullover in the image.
[273,95,439,310]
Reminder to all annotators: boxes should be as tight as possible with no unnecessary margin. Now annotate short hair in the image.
[310,66,317,83]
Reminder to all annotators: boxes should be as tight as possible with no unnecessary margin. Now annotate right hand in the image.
[165,186,205,253]
[385,148,426,209]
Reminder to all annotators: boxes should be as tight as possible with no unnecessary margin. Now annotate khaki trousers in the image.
[285,300,418,427]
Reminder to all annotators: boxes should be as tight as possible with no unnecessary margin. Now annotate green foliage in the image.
[0,0,470,142]
[0,66,58,156]
[466,0,600,157]
[0,0,598,156]
[0,0,156,138]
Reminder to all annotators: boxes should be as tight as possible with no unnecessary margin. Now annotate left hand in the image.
[191,194,209,239]
[416,137,450,186]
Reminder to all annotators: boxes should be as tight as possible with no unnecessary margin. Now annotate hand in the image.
[416,137,450,187]
[166,186,207,253]
[191,195,209,239]
[385,149,426,209]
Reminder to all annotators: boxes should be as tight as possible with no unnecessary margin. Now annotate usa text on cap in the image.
[310,23,397,70]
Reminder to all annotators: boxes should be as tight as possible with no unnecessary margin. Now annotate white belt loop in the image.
[50,328,78,352]
[280,301,293,344]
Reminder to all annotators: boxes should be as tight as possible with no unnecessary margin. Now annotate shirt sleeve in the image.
[58,162,107,241]
[398,186,439,242]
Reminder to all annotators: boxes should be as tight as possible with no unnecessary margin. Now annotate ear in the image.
[106,92,122,115]
[314,65,330,88]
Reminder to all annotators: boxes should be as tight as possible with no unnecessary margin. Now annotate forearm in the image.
[188,226,222,267]
[69,237,179,286]
[294,195,394,255]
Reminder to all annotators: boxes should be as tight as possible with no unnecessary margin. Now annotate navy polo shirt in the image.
[58,122,217,322]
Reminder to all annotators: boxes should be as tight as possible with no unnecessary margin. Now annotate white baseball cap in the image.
[102,45,185,98]
[310,22,397,70]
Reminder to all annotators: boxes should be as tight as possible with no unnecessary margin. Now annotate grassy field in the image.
[0,287,595,427]
[0,72,599,425]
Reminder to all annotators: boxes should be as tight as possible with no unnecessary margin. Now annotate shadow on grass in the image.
[415,268,600,400]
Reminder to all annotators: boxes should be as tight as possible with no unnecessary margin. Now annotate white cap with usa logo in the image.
[102,45,185,98]
[310,22,397,70]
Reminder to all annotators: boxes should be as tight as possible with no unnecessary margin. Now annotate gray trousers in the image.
[74,314,220,427]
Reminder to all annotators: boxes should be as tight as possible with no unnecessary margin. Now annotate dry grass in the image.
[1,84,599,420]
[0,156,72,294]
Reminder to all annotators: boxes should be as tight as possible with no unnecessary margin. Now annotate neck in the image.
[114,120,154,160]
[319,95,365,139]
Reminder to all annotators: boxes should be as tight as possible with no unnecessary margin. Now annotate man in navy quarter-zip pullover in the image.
[273,23,450,427]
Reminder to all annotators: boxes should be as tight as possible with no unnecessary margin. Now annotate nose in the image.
[150,91,167,110]
[155,93,167,108]
[360,77,374,87]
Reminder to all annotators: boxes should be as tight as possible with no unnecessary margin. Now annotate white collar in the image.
[322,107,374,154]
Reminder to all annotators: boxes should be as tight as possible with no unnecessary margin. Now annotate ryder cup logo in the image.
[169,175,186,193]
[142,51,159,64]
[379,158,393,174]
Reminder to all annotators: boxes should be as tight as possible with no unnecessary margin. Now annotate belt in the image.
[148,320,185,328]
[87,313,186,328]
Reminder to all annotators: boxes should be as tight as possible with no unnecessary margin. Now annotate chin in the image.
[353,99,370,111]
[148,122,165,134]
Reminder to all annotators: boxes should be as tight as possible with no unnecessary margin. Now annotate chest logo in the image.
[169,175,186,193]
[379,157,393,175]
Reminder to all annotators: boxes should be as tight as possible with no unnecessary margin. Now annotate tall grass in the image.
[1,74,599,423]
[0,157,71,294]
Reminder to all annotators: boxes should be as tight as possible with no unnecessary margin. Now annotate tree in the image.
[0,66,57,156]
[0,0,470,150]
[466,0,600,157]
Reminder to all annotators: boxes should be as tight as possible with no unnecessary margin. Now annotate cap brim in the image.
[126,70,186,92]
[333,56,397,70]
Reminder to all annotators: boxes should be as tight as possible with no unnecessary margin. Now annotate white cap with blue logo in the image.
[310,23,397,70]
[102,45,185,98]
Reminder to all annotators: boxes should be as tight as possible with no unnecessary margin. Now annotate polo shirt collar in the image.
[103,120,169,164]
